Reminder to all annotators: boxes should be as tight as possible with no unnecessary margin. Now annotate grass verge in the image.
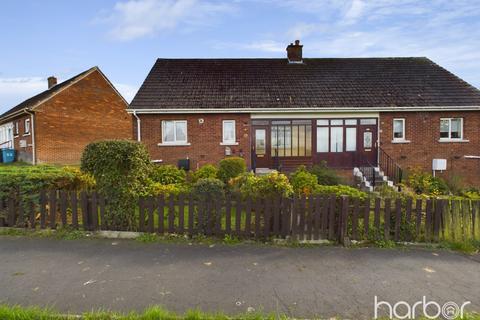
[0,305,479,320]
[1,226,479,254]
[0,305,285,320]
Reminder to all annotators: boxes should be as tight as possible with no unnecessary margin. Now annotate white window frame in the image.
[24,119,31,135]
[221,120,237,145]
[14,121,19,136]
[439,118,464,141]
[160,120,189,145]
[392,118,406,141]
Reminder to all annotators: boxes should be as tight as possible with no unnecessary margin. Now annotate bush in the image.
[313,184,367,199]
[230,171,293,199]
[151,165,186,185]
[309,161,342,185]
[147,182,190,197]
[0,165,95,202]
[191,164,218,183]
[217,157,246,183]
[290,166,318,195]
[407,168,449,196]
[81,140,151,230]
[191,178,225,201]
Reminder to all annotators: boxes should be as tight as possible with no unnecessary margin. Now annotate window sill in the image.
[157,142,191,146]
[23,133,31,137]
[13,135,19,139]
[391,139,411,144]
[220,142,239,146]
[438,139,469,143]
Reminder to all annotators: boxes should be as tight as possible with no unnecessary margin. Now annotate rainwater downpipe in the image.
[133,111,141,142]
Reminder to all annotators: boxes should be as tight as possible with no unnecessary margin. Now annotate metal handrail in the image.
[379,147,403,185]
[0,140,12,148]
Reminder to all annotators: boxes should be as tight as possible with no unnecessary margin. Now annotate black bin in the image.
[178,158,190,171]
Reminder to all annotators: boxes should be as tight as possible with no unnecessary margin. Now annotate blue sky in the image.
[1,0,480,114]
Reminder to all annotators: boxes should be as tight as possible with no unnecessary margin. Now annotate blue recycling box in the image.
[1,149,16,163]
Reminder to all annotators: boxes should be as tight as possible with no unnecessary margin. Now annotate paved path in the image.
[0,236,478,319]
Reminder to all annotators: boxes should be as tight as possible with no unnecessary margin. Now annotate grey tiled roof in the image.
[130,58,480,110]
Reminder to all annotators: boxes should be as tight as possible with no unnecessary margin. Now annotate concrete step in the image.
[255,168,276,175]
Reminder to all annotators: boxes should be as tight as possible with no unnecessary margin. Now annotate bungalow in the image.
[128,40,480,187]
[0,67,131,164]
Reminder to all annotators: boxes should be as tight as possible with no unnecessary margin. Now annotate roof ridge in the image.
[0,67,98,121]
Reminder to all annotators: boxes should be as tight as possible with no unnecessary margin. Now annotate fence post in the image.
[338,196,349,245]
[40,190,47,229]
[49,190,57,229]
[384,198,391,241]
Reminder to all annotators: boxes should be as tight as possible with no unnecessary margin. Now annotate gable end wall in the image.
[34,70,132,164]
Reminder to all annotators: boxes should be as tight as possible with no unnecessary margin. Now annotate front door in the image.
[252,127,270,169]
[358,124,378,166]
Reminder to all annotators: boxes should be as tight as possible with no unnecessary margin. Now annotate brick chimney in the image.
[286,40,303,63]
[47,76,57,89]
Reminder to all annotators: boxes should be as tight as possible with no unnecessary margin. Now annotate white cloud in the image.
[114,83,138,102]
[0,77,47,114]
[102,0,235,41]
[213,40,285,53]
[343,0,365,24]
[275,0,480,88]
[0,76,139,115]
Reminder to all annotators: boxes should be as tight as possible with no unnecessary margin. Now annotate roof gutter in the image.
[126,106,480,114]
[0,109,30,124]
[132,111,141,142]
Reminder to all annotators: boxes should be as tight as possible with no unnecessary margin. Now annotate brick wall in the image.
[380,111,480,187]
[10,114,34,162]
[136,113,251,169]
[33,69,131,164]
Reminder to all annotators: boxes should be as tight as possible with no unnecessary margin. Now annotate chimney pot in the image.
[286,40,303,63]
[48,76,57,89]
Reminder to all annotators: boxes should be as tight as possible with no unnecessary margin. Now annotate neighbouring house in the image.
[128,40,480,187]
[0,67,131,164]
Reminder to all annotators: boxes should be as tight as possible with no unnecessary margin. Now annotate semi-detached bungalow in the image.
[128,40,480,187]
[0,67,131,164]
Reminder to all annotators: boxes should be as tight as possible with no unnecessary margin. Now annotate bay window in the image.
[271,120,312,157]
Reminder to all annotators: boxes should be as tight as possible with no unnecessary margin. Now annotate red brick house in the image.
[128,41,480,187]
[0,67,131,164]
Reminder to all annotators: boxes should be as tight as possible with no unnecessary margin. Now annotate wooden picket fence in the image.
[1,190,479,244]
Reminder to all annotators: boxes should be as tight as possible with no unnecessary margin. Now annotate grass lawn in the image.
[0,305,284,320]
[0,305,478,320]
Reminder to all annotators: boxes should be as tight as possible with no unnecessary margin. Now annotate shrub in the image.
[313,184,367,199]
[191,178,225,201]
[147,182,189,197]
[290,166,318,195]
[230,171,293,199]
[0,165,95,202]
[81,140,151,230]
[309,161,342,185]
[407,168,449,196]
[151,165,186,185]
[217,157,246,183]
[191,164,218,183]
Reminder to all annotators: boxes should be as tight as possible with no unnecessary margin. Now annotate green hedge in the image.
[0,165,95,201]
[81,140,151,230]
